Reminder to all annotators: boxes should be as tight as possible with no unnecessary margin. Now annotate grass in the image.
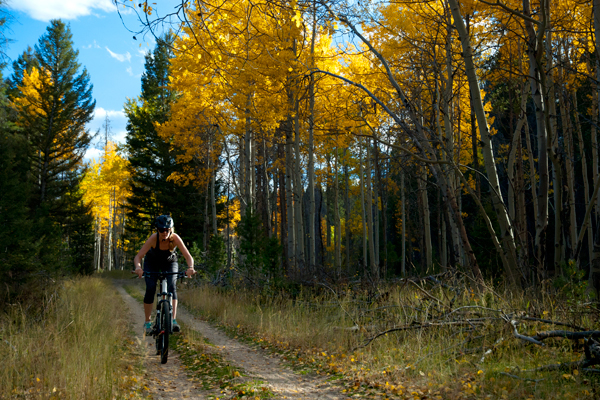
[177,276,600,399]
[95,269,136,279]
[0,276,145,399]
[171,328,274,399]
[124,278,274,399]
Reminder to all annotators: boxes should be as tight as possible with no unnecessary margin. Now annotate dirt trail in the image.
[116,283,203,399]
[115,281,347,399]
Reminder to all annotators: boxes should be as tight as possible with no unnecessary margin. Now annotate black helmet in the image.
[156,215,174,230]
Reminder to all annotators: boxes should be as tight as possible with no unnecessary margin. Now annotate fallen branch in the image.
[499,372,545,382]
[510,320,545,346]
[354,320,486,351]
[407,279,445,306]
[532,330,600,341]
[479,337,505,364]
[528,360,585,372]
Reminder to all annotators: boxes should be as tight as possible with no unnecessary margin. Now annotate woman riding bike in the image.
[133,215,195,334]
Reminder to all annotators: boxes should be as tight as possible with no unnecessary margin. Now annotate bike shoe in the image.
[144,322,152,335]
[173,320,180,333]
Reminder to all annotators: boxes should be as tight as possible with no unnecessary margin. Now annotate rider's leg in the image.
[143,273,158,323]
[144,303,153,322]
[167,273,178,319]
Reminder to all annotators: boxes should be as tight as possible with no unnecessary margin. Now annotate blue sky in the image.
[4,0,159,161]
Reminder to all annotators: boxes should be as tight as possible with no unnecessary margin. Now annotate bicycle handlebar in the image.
[141,271,188,279]
[130,270,189,279]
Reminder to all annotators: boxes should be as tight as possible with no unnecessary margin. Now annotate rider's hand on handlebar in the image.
[132,267,143,278]
[185,267,196,278]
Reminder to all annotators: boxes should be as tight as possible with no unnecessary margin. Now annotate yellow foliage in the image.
[13,67,51,121]
[81,142,131,235]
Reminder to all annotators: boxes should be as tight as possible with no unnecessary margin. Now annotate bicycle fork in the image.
[155,278,173,336]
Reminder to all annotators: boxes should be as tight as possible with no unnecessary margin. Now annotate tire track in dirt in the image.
[115,280,347,399]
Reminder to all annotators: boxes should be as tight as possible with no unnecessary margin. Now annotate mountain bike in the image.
[142,270,187,364]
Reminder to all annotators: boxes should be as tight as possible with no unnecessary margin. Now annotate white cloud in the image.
[89,107,127,150]
[106,47,131,62]
[94,107,126,119]
[113,129,127,144]
[82,40,101,50]
[126,66,142,78]
[9,0,116,21]
[84,147,103,163]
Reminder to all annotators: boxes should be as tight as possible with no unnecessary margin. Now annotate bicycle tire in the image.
[155,310,162,355]
[160,301,171,364]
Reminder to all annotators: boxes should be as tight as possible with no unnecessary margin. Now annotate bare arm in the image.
[172,233,195,277]
[133,234,156,277]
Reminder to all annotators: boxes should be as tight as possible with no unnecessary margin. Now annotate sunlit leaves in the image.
[81,142,131,235]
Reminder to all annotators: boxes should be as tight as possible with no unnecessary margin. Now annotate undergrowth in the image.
[178,274,600,399]
[0,276,144,399]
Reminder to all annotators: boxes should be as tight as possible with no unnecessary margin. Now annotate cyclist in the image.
[133,215,195,334]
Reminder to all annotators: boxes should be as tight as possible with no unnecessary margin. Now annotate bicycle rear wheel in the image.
[160,301,171,364]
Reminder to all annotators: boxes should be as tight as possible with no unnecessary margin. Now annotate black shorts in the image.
[143,264,179,304]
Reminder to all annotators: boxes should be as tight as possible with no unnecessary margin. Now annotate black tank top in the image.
[143,234,178,271]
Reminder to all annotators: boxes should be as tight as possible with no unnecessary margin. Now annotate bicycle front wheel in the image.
[160,301,171,364]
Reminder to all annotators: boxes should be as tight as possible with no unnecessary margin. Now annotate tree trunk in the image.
[419,166,432,272]
[521,0,558,278]
[285,117,295,272]
[507,83,529,265]
[440,192,448,271]
[559,83,577,257]
[366,139,377,278]
[573,91,594,267]
[293,99,305,271]
[401,170,406,276]
[344,149,351,274]
[307,8,317,273]
[592,0,600,289]
[335,149,341,276]
[449,0,519,285]
[359,141,368,271]
[278,143,288,273]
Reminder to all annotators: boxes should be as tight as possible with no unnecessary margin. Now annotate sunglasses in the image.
[158,228,170,233]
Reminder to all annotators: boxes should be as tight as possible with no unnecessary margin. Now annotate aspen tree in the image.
[448,0,519,285]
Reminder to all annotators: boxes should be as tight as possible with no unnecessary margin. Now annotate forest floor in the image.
[114,280,347,399]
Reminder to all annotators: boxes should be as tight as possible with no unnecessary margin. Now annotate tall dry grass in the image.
[0,276,129,399]
[179,277,599,398]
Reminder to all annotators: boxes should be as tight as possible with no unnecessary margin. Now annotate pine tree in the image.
[125,35,205,248]
[0,72,41,299]
[11,19,96,274]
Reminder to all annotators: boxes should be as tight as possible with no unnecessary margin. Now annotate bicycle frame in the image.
[142,271,186,364]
